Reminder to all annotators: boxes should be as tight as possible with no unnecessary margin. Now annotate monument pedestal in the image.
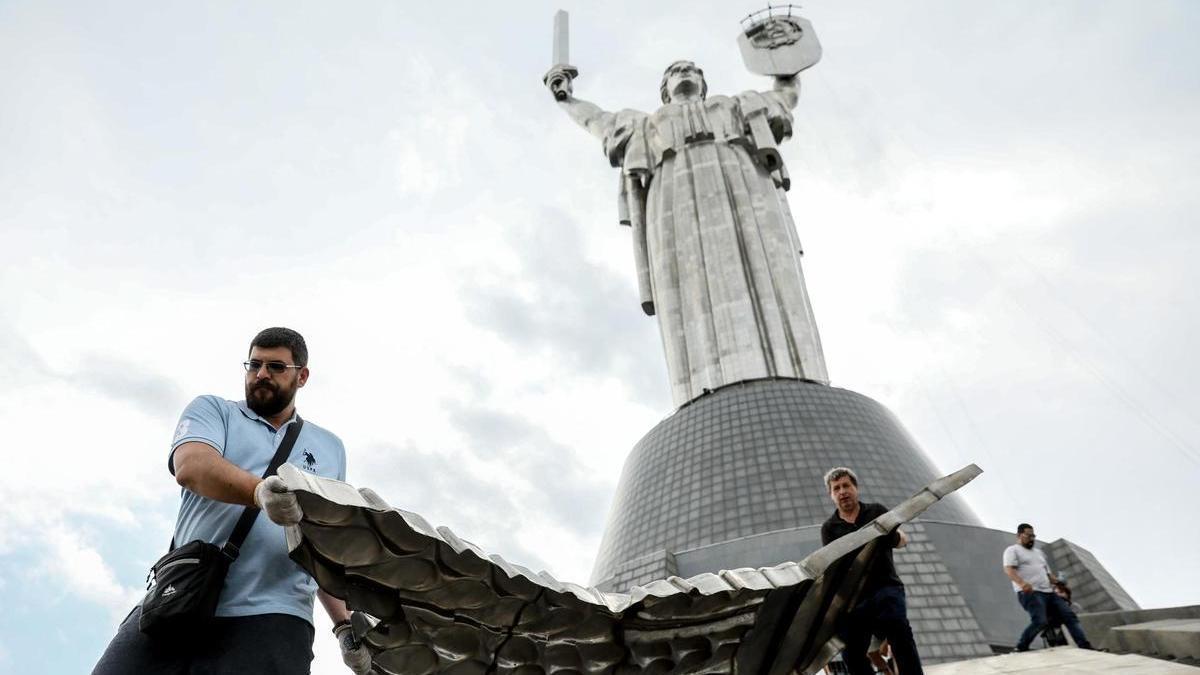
[591,378,1136,659]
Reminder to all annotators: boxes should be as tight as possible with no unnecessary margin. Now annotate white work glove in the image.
[334,621,372,675]
[253,475,303,526]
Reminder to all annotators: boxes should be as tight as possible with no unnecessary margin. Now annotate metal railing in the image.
[740,4,804,31]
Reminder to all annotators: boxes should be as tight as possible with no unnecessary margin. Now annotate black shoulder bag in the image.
[139,417,304,637]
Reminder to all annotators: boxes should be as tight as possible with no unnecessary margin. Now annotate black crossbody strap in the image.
[221,416,305,560]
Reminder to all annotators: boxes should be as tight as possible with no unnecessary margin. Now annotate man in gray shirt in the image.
[1002,523,1093,651]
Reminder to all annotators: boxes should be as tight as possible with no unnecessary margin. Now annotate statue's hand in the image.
[543,65,578,101]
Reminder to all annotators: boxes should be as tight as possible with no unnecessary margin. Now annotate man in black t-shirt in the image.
[820,467,924,675]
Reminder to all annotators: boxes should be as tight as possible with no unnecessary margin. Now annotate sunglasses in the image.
[243,360,303,374]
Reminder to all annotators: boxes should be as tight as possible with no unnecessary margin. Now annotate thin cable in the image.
[808,66,1200,468]
[1010,253,1200,438]
[890,283,1026,509]
[959,246,1200,467]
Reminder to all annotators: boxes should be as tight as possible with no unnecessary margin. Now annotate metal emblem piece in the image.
[277,463,983,674]
[738,8,822,76]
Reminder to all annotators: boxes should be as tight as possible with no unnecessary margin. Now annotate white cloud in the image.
[43,528,142,616]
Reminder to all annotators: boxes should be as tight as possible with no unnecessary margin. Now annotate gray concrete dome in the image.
[591,377,981,586]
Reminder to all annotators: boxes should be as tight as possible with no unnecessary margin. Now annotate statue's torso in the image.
[648,95,750,154]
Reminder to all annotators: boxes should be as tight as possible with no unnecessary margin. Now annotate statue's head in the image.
[660,60,708,104]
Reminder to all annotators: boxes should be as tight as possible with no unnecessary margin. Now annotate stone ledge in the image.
[926,646,1200,673]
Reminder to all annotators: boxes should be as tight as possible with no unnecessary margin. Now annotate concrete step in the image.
[926,646,1200,673]
[1110,619,1200,661]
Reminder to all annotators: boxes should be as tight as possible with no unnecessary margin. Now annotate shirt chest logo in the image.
[301,449,318,472]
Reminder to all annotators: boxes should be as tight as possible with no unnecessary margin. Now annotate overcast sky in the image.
[2,1,1198,673]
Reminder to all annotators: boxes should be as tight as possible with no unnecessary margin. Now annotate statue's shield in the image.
[738,14,821,76]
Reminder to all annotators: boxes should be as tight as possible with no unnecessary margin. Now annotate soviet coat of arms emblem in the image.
[738,9,822,76]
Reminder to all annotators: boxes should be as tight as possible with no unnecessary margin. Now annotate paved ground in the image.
[926,647,1200,673]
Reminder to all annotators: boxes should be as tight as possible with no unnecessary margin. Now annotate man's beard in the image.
[246,379,296,417]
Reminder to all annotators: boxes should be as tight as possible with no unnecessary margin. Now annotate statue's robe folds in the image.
[603,91,829,406]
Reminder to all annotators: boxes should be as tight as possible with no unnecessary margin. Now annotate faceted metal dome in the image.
[592,378,981,587]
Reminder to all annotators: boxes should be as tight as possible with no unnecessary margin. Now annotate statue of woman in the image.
[545,60,829,407]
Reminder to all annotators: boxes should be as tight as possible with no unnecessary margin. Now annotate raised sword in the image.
[545,10,577,101]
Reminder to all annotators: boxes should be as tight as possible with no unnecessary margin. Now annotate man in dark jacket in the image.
[821,467,924,675]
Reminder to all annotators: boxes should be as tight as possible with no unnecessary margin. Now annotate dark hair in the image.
[1017,523,1033,534]
[823,466,859,490]
[250,327,308,367]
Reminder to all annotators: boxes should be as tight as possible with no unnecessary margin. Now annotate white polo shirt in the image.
[1002,543,1053,593]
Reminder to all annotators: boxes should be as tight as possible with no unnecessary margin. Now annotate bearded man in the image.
[93,327,370,674]
[1003,523,1094,652]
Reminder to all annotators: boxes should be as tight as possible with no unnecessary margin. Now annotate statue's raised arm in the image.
[542,64,650,180]
[733,10,822,177]
[542,11,647,172]
[772,73,801,110]
[543,65,617,142]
